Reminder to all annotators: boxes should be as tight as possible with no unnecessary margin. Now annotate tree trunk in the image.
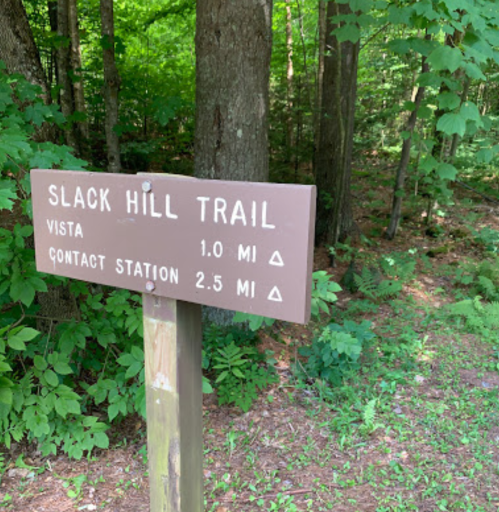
[313,0,326,176]
[100,0,122,173]
[385,60,428,240]
[315,1,359,247]
[68,0,90,146]
[195,0,273,324]
[57,0,79,151]
[194,0,273,182]
[285,0,294,161]
[0,0,49,100]
[47,1,58,89]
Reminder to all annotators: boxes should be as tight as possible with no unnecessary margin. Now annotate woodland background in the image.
[1,1,499,510]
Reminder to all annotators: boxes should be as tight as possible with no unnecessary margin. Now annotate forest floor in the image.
[2,162,499,511]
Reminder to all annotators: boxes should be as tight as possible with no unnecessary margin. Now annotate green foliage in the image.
[298,320,376,387]
[354,267,402,302]
[0,70,149,459]
[360,398,384,436]
[452,256,499,301]
[311,271,342,317]
[447,296,499,335]
[473,227,499,254]
[203,324,277,412]
[233,271,341,329]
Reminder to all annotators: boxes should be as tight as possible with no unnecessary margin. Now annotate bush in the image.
[298,320,376,387]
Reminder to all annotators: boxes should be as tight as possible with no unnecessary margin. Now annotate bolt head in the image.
[145,280,155,292]
[142,181,152,193]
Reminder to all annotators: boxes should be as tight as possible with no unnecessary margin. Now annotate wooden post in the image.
[142,295,203,512]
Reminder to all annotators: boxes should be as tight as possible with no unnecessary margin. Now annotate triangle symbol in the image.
[269,250,284,267]
[268,286,283,302]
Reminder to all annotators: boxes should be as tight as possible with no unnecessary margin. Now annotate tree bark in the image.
[0,0,49,100]
[68,0,89,145]
[57,0,79,150]
[194,0,273,183]
[47,1,58,89]
[100,0,122,173]
[385,55,429,240]
[195,0,273,324]
[313,0,326,176]
[315,1,359,247]
[285,0,294,160]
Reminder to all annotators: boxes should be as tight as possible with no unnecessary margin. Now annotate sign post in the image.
[31,169,316,511]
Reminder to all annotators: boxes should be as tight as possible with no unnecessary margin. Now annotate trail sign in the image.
[31,169,316,323]
[31,169,316,512]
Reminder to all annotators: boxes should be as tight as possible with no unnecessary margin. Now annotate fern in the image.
[454,256,499,301]
[354,267,379,300]
[354,267,402,302]
[448,297,499,332]
[361,399,384,435]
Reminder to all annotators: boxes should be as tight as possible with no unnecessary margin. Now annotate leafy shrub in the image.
[298,320,376,387]
[0,66,149,459]
[452,256,499,301]
[447,296,499,335]
[473,226,499,254]
[203,324,277,412]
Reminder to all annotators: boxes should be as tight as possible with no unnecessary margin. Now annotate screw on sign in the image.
[31,169,316,511]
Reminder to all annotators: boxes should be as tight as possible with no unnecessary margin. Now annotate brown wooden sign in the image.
[31,169,316,323]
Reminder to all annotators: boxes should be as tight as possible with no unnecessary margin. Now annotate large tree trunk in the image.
[315,1,359,247]
[0,0,49,100]
[194,0,273,182]
[195,0,273,324]
[100,0,122,173]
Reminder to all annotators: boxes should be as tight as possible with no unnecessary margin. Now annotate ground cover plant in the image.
[2,0,499,510]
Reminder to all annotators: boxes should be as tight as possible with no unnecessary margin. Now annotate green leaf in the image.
[34,355,48,371]
[438,92,461,110]
[202,376,213,394]
[476,148,494,164]
[388,39,411,55]
[131,345,144,362]
[0,387,13,406]
[334,24,361,44]
[108,402,120,422]
[0,187,17,211]
[117,353,134,367]
[215,370,229,384]
[7,335,26,351]
[93,432,109,449]
[54,361,72,375]
[427,46,463,73]
[460,101,481,124]
[10,279,36,307]
[436,163,457,181]
[16,327,40,342]
[462,62,486,80]
[44,369,59,387]
[417,106,433,119]
[437,113,466,137]
[232,368,245,379]
[125,361,142,379]
[417,73,442,88]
